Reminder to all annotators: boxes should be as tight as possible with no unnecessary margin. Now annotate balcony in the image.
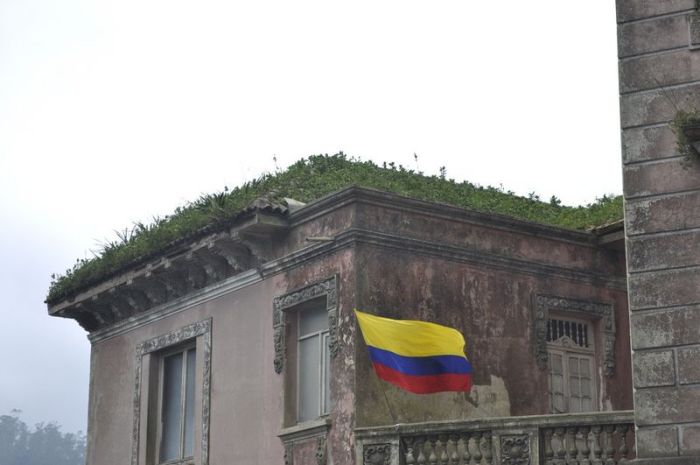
[355,411,635,465]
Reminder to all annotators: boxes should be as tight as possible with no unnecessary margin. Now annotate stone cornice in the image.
[89,227,625,344]
[334,229,627,290]
[50,214,285,333]
[288,186,607,248]
[53,188,624,337]
[88,269,260,343]
[353,411,635,438]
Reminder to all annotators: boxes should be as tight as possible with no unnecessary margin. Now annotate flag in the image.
[354,309,472,394]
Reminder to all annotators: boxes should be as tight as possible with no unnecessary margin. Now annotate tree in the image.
[0,411,85,465]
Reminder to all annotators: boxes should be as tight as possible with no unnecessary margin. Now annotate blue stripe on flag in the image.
[367,346,472,376]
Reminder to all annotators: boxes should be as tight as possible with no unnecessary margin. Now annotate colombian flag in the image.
[354,310,473,394]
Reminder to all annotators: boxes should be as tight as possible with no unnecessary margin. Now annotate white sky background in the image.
[0,0,621,433]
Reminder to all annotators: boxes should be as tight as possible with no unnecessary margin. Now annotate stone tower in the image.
[616,0,700,462]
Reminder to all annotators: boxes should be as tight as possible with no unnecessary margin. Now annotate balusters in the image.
[554,427,567,465]
[461,433,471,465]
[481,431,493,465]
[543,428,555,465]
[590,426,602,465]
[396,423,632,465]
[471,432,482,464]
[448,435,459,465]
[566,427,578,465]
[405,437,416,465]
[402,433,496,465]
[616,425,629,463]
[436,436,449,465]
[427,437,438,465]
[416,437,427,465]
[578,426,591,465]
[602,425,615,465]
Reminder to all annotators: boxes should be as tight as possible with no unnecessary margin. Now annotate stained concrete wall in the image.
[352,201,631,427]
[616,0,700,461]
[86,276,286,465]
[81,188,632,465]
[85,248,359,465]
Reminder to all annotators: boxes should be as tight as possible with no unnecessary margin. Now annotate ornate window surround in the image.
[131,318,212,465]
[533,295,616,377]
[272,275,339,374]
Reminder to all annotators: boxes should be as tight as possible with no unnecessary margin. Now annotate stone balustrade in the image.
[355,411,634,465]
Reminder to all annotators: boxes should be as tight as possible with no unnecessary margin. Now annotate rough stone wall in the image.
[616,0,700,461]
[353,245,631,427]
[351,200,631,427]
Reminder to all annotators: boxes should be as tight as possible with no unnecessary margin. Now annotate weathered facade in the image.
[49,187,634,465]
[617,0,700,462]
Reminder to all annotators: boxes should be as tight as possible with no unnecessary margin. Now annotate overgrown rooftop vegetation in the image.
[47,153,623,304]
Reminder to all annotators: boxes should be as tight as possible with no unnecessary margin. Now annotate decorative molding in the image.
[284,443,293,465]
[288,186,600,248]
[61,186,624,335]
[690,12,700,49]
[89,269,260,343]
[315,436,326,465]
[500,434,530,465]
[534,295,616,376]
[84,214,624,343]
[278,419,330,465]
[363,443,391,465]
[278,418,331,443]
[51,230,270,332]
[131,319,212,465]
[272,275,339,374]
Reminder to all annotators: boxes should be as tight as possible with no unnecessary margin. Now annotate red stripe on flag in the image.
[372,361,472,394]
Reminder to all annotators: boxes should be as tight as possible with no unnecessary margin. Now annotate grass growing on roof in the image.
[46,153,623,304]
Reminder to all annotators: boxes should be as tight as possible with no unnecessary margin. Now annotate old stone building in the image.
[48,186,635,465]
[617,0,700,462]
[46,0,700,463]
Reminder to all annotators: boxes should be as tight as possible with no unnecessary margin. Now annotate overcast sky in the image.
[0,1,621,433]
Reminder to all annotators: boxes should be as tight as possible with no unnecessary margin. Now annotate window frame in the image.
[156,342,197,464]
[272,275,339,428]
[296,304,331,422]
[533,294,616,377]
[132,319,212,465]
[546,316,597,414]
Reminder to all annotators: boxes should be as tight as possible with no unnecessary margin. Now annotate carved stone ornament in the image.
[315,436,327,465]
[500,434,530,465]
[363,443,391,465]
[273,275,339,374]
[534,295,616,376]
[131,319,212,465]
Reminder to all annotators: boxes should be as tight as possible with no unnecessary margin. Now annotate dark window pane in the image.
[161,353,183,462]
[299,306,328,336]
[183,349,196,458]
[299,336,320,422]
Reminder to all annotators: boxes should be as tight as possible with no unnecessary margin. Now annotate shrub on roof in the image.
[46,153,623,304]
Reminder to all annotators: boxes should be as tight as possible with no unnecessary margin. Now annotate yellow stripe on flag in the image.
[354,309,466,358]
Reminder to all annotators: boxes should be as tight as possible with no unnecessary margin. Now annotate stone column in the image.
[616,1,700,462]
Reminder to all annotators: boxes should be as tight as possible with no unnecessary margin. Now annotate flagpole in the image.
[378,380,399,425]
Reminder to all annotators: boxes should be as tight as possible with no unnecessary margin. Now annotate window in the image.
[546,317,596,414]
[297,304,330,422]
[272,276,337,428]
[133,319,211,465]
[158,345,196,463]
